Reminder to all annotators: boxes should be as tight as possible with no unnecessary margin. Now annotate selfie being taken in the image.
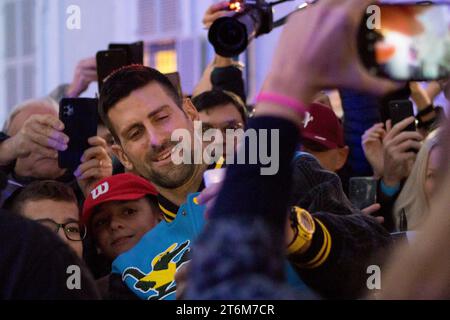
[0,0,448,313]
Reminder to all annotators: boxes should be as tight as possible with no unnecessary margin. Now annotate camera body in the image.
[208,0,273,57]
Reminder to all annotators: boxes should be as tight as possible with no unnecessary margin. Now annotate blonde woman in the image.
[393,130,442,231]
[381,120,450,300]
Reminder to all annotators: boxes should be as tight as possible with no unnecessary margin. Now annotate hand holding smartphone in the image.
[58,98,98,174]
[388,99,416,132]
[349,177,378,210]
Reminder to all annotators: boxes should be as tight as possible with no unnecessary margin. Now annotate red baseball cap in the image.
[301,103,345,150]
[82,173,158,225]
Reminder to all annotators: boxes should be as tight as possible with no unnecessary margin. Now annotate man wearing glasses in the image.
[11,180,86,258]
[192,89,248,160]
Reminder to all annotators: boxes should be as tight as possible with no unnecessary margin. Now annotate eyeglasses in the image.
[202,122,245,135]
[220,122,244,131]
[35,219,87,241]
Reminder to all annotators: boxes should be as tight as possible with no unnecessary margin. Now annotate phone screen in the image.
[58,98,98,174]
[349,177,377,210]
[361,4,450,80]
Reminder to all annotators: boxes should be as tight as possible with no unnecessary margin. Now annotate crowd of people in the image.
[0,0,449,300]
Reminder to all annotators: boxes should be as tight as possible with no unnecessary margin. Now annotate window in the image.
[1,0,36,116]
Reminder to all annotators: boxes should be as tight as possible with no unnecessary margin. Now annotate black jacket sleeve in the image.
[290,212,391,299]
[211,65,246,102]
[288,153,392,298]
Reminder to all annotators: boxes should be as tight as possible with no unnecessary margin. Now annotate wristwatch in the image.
[287,206,316,254]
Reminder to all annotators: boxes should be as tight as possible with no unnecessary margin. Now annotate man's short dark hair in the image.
[98,65,183,143]
[12,180,78,215]
[191,89,248,124]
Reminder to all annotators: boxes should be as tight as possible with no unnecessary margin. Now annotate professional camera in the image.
[208,0,316,57]
[208,0,274,57]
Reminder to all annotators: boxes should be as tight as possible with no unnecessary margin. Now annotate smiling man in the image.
[97,66,224,299]
[99,67,209,215]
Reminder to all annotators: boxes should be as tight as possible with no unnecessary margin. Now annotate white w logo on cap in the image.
[91,182,109,200]
[303,112,314,128]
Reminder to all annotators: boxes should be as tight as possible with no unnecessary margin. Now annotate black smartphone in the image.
[349,177,377,210]
[58,98,98,174]
[358,3,450,81]
[388,99,416,132]
[109,41,144,65]
[96,49,128,92]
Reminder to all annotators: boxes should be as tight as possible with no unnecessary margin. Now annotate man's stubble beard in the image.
[139,149,196,189]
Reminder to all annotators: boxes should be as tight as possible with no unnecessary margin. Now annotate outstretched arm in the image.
[186,0,398,300]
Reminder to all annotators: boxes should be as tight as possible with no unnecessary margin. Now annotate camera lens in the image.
[209,17,248,57]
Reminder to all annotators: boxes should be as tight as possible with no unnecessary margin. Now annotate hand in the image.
[9,114,68,159]
[196,181,224,219]
[263,0,399,105]
[75,136,113,197]
[202,1,233,29]
[66,57,97,97]
[382,117,423,187]
[362,123,386,178]
[361,203,384,224]
[285,218,296,247]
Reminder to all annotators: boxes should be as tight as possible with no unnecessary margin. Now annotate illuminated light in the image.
[229,1,241,12]
[154,50,177,74]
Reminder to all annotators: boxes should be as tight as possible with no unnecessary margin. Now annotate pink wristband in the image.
[255,92,307,116]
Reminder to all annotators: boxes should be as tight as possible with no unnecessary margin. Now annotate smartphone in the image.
[58,98,98,174]
[96,49,128,92]
[109,41,144,65]
[388,99,416,132]
[358,3,450,81]
[349,177,377,210]
[165,72,182,97]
